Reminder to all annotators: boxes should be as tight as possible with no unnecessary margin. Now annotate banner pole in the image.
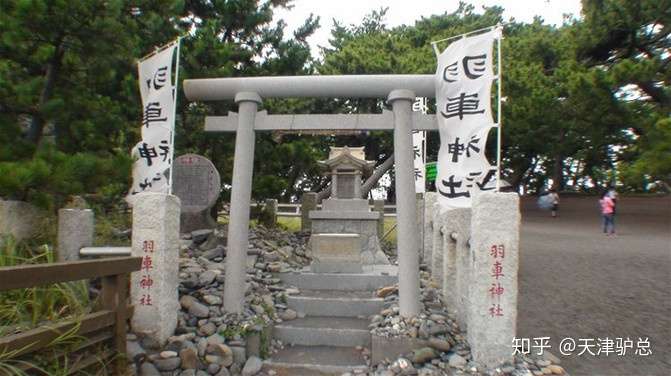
[168,37,181,195]
[430,23,503,47]
[139,39,178,62]
[496,26,503,192]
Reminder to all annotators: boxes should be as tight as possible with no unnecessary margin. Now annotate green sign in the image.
[426,162,437,182]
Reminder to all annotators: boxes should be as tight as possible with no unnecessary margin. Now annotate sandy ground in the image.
[518,195,671,376]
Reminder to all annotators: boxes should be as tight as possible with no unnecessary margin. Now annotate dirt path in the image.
[518,196,671,376]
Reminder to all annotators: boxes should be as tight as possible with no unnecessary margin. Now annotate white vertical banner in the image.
[434,27,502,211]
[127,39,180,203]
[412,98,427,193]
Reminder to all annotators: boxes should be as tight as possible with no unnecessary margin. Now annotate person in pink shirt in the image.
[599,191,616,235]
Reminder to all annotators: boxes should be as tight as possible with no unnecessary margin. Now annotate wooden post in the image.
[102,274,128,373]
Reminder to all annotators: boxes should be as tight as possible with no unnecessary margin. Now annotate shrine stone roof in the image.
[318,146,376,175]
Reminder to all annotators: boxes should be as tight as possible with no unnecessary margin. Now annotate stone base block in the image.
[278,266,398,291]
[57,208,94,262]
[180,210,216,233]
[0,200,44,240]
[310,233,362,273]
[311,261,362,273]
[310,216,388,265]
[321,198,369,212]
[371,334,428,364]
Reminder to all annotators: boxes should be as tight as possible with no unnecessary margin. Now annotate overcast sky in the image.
[274,0,582,56]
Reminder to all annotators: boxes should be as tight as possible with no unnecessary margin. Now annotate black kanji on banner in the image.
[442,54,488,82]
[438,175,470,198]
[440,92,485,120]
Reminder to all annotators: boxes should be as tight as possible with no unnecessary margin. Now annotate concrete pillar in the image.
[388,89,420,317]
[301,192,318,231]
[467,192,520,367]
[262,199,278,228]
[130,193,181,346]
[436,208,471,328]
[455,209,472,330]
[431,214,444,278]
[224,92,262,313]
[373,200,385,238]
[57,208,94,262]
[423,192,437,268]
[416,193,424,263]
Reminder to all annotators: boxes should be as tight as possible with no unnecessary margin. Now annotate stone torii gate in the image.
[184,75,439,318]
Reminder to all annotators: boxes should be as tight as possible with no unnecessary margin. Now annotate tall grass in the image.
[0,235,99,375]
[0,236,91,335]
[93,209,131,247]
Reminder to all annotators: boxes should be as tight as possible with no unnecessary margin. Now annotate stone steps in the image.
[263,345,367,375]
[267,265,399,373]
[278,265,397,291]
[273,316,371,347]
[286,289,384,317]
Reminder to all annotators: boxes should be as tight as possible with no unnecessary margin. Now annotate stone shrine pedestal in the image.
[310,198,388,265]
[308,147,389,270]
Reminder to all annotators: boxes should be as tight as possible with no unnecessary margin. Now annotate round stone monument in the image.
[172,154,221,232]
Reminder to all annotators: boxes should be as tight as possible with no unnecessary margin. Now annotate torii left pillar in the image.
[223,92,262,313]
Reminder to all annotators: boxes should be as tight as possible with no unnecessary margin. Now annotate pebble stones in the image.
[369,270,568,376]
[412,347,438,363]
[447,353,467,368]
[278,308,297,321]
[241,356,263,376]
[139,362,161,376]
[152,355,181,371]
[132,224,312,376]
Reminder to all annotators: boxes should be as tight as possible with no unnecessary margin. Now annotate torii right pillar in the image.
[388,89,421,317]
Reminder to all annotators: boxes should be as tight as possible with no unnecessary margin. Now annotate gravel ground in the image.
[518,195,671,376]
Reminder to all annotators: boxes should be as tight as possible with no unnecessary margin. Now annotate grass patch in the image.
[0,236,91,334]
[277,217,301,232]
[93,210,131,247]
[381,217,398,247]
[0,235,101,374]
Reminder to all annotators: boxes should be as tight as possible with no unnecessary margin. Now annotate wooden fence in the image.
[0,256,141,374]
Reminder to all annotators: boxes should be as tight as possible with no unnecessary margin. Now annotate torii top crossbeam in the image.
[184,74,435,100]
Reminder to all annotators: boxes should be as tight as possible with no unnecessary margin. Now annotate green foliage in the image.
[576,0,671,186]
[578,0,670,106]
[317,1,669,193]
[619,117,671,188]
[259,326,271,359]
[1,0,668,210]
[0,145,131,210]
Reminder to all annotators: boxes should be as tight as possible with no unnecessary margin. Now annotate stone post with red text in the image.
[467,192,520,367]
[130,192,181,346]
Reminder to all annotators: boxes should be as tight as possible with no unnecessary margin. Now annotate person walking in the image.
[549,189,560,218]
[600,191,616,235]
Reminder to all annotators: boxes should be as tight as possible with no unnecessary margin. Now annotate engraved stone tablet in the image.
[173,154,221,232]
[337,174,355,199]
